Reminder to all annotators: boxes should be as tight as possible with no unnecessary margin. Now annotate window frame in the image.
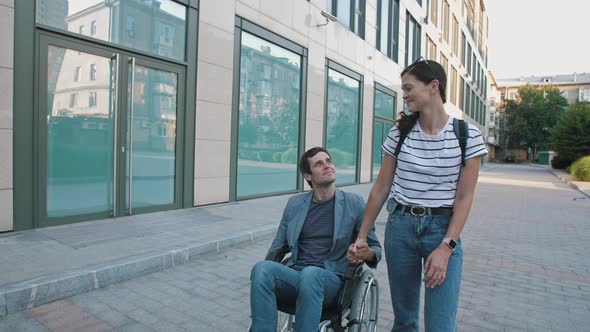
[230,17,309,200]
[324,59,364,186]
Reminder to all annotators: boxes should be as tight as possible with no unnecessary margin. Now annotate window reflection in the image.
[127,65,177,209]
[326,68,360,185]
[373,89,395,181]
[237,32,302,198]
[37,0,187,61]
[46,45,114,217]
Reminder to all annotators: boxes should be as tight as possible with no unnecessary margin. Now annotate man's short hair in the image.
[299,147,332,188]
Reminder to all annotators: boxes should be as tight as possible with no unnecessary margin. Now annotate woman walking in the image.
[349,57,487,331]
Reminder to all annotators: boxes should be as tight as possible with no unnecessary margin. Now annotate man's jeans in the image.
[384,199,462,332]
[250,261,343,332]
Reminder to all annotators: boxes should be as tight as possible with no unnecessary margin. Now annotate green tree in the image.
[550,102,590,166]
[505,85,568,151]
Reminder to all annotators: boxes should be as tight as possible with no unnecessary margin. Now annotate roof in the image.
[496,73,590,87]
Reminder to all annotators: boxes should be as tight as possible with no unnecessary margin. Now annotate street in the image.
[1,164,589,331]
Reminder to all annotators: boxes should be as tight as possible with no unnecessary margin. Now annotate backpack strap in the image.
[453,118,468,167]
[393,125,410,158]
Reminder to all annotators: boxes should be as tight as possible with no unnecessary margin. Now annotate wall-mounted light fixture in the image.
[315,10,337,27]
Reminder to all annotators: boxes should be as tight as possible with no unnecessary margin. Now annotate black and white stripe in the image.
[382,117,488,207]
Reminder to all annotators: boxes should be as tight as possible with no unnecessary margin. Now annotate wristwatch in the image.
[442,237,456,251]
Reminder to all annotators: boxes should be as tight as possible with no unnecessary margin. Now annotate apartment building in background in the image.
[491,73,590,161]
[0,0,491,231]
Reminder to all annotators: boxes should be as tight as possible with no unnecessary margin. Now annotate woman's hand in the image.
[347,238,374,264]
[423,243,453,288]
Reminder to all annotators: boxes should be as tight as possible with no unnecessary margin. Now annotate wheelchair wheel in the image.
[347,270,378,332]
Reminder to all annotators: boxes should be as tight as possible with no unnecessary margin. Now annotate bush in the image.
[257,150,274,162]
[550,102,590,165]
[570,156,590,181]
[272,152,283,163]
[281,149,298,164]
[329,149,354,167]
[550,154,572,170]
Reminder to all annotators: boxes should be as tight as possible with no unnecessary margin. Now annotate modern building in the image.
[0,0,490,231]
[491,73,590,161]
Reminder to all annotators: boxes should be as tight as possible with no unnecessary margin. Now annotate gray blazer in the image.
[265,189,382,275]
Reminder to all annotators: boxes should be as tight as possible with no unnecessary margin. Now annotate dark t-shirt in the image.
[295,197,335,268]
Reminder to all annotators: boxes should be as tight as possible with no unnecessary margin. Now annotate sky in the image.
[486,0,590,79]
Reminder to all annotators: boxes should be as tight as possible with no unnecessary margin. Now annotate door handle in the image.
[128,57,136,214]
[111,53,119,217]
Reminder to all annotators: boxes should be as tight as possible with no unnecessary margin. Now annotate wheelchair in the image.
[250,253,379,332]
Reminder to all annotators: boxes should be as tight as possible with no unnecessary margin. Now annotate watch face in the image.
[448,239,457,249]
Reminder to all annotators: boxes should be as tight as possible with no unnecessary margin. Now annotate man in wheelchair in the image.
[250,147,382,332]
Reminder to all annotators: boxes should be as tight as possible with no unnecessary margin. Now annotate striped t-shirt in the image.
[382,116,488,208]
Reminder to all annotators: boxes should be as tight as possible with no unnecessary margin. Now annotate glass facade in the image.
[372,88,396,181]
[36,0,187,61]
[326,68,361,185]
[236,32,302,198]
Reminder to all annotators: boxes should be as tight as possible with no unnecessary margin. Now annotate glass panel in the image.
[372,121,384,181]
[353,0,365,38]
[237,32,302,198]
[36,0,187,61]
[374,89,395,119]
[378,0,389,54]
[326,68,360,185]
[337,0,352,29]
[127,63,177,209]
[46,45,115,217]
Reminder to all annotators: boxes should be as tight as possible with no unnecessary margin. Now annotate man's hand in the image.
[347,238,375,264]
[423,243,452,288]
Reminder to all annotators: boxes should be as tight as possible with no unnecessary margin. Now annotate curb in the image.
[550,171,590,199]
[0,225,278,317]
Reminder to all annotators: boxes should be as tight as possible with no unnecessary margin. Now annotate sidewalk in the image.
[0,184,375,318]
[1,164,587,319]
[549,167,590,198]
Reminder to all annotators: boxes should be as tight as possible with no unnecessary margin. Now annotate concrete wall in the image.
[0,0,13,231]
[193,0,420,204]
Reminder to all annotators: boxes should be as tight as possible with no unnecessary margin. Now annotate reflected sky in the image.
[241,32,300,68]
[67,0,186,18]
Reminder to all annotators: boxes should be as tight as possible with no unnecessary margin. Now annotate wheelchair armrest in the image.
[265,244,291,263]
[342,263,365,281]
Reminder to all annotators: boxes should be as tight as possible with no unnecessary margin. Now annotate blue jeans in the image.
[250,261,343,332]
[384,199,462,332]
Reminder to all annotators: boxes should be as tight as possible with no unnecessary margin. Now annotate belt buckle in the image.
[410,205,426,216]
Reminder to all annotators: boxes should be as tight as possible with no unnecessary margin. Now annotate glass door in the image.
[124,58,184,214]
[38,34,184,227]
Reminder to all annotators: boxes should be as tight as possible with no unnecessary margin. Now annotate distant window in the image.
[377,0,399,62]
[509,92,516,100]
[89,64,96,81]
[560,90,569,99]
[69,93,78,107]
[88,92,97,108]
[327,0,366,39]
[79,25,84,34]
[74,66,80,81]
[157,123,167,137]
[405,12,422,66]
[90,21,96,36]
[127,16,136,38]
[579,88,590,102]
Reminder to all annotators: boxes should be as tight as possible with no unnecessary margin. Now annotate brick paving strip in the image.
[27,299,115,332]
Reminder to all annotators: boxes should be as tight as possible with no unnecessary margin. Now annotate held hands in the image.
[423,243,453,288]
[347,238,374,264]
